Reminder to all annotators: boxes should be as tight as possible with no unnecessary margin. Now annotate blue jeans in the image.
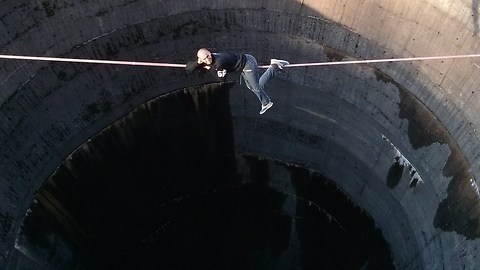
[242,54,276,106]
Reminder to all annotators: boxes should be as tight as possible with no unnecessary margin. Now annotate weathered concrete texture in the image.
[1,0,480,269]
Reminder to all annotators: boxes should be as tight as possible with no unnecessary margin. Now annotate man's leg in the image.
[242,55,271,106]
[259,65,277,89]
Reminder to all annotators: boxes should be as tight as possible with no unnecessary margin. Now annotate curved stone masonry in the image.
[1,1,480,269]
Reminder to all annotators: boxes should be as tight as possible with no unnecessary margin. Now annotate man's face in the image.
[197,49,212,65]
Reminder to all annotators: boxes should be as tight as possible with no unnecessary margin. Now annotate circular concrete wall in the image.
[1,0,480,269]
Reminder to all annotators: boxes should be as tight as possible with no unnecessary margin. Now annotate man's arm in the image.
[185,61,227,82]
[185,61,203,74]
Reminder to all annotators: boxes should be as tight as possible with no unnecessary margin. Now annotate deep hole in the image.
[17,84,394,270]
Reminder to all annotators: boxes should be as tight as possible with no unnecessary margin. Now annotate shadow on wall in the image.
[474,0,479,35]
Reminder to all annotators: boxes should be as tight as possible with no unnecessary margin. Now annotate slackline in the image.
[2,53,480,69]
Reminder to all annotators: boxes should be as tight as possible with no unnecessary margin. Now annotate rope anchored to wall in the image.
[2,53,480,69]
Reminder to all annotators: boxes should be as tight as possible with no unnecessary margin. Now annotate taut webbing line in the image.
[0,54,187,68]
[259,53,480,68]
[2,53,480,69]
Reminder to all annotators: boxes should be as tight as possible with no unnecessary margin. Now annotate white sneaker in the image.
[270,59,289,69]
[260,101,273,114]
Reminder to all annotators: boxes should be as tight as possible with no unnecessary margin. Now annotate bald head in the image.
[197,48,212,65]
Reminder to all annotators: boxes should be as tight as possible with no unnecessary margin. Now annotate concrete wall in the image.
[1,0,480,268]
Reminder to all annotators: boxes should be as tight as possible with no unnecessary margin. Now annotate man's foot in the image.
[270,59,289,69]
[260,101,273,114]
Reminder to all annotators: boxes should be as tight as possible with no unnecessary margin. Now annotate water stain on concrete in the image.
[324,47,346,62]
[386,157,404,189]
[373,69,480,239]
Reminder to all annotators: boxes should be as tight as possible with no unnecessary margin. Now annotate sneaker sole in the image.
[260,102,273,114]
